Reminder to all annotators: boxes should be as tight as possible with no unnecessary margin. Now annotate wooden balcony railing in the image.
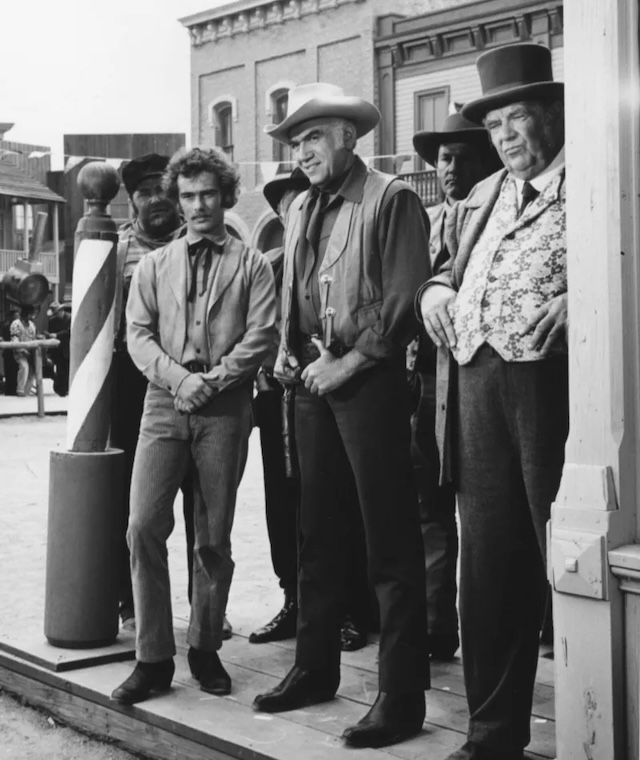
[0,249,59,283]
[399,170,442,207]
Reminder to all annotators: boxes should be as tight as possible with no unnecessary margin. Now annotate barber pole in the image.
[67,235,116,450]
[45,163,125,648]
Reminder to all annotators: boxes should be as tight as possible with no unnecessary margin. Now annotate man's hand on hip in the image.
[420,285,458,350]
[175,373,216,412]
[520,293,568,354]
[274,349,301,386]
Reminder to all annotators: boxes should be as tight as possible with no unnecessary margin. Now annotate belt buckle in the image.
[184,360,208,373]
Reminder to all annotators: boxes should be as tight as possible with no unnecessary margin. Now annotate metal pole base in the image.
[45,448,124,648]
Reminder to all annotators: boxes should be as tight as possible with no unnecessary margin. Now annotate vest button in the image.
[196,348,201,354]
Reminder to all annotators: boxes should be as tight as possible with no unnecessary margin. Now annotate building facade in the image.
[180,0,470,250]
[375,0,564,175]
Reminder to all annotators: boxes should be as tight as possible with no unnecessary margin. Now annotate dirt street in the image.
[0,689,139,760]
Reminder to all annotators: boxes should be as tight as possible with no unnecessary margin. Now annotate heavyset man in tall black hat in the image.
[254,82,431,749]
[411,113,498,662]
[419,43,567,760]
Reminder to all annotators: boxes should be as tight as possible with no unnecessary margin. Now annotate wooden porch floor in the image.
[0,620,555,760]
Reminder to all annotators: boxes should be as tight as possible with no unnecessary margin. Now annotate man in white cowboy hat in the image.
[251,167,373,654]
[254,82,431,749]
[419,43,567,760]
[411,112,499,665]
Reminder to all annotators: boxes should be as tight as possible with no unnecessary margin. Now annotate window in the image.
[414,88,450,169]
[271,89,293,170]
[215,103,234,160]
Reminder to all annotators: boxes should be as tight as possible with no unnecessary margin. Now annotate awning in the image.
[0,162,65,204]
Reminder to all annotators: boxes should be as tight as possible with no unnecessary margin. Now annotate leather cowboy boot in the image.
[249,589,297,644]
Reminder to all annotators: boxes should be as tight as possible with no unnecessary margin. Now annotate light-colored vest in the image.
[451,172,566,364]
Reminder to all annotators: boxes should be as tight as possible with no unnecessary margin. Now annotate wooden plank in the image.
[0,633,135,673]
[0,630,555,760]
[0,660,243,760]
[172,630,555,758]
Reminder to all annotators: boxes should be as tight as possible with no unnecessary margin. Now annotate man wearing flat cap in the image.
[254,82,431,750]
[411,112,499,664]
[419,43,567,760]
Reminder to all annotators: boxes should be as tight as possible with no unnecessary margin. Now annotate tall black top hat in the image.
[462,43,564,124]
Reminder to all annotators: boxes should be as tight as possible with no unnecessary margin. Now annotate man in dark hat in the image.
[46,301,72,397]
[254,83,430,750]
[251,168,372,652]
[411,113,499,663]
[112,153,231,641]
[418,43,567,760]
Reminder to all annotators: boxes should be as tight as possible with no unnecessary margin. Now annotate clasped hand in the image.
[174,373,216,413]
[300,338,350,396]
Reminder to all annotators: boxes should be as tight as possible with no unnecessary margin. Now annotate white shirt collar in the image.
[513,145,565,201]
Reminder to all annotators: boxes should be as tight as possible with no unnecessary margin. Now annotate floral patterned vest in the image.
[451,172,566,365]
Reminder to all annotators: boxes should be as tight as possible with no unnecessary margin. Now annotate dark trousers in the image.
[111,351,195,617]
[456,346,568,752]
[411,370,458,637]
[255,382,373,626]
[255,383,299,593]
[294,361,429,693]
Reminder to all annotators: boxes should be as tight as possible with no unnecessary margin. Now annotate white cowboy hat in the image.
[264,83,380,144]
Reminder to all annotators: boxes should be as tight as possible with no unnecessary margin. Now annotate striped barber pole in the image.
[66,238,117,451]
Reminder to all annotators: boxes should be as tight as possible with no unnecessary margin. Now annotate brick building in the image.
[180,0,469,251]
[181,0,564,249]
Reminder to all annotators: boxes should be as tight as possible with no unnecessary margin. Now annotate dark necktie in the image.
[518,180,540,218]
[187,240,223,301]
[304,188,331,254]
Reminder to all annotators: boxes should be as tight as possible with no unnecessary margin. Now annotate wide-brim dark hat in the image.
[265,83,380,144]
[263,167,310,213]
[413,112,493,166]
[121,153,170,196]
[462,43,564,124]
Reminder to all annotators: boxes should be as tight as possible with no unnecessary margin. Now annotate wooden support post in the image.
[33,345,44,418]
[552,1,640,757]
[53,203,60,300]
[22,201,29,255]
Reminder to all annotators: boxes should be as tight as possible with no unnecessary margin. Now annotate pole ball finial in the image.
[77,161,120,204]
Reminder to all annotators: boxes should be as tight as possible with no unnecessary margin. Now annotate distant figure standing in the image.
[46,301,71,397]
[10,306,37,396]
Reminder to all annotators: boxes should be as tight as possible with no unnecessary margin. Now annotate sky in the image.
[1,0,227,169]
